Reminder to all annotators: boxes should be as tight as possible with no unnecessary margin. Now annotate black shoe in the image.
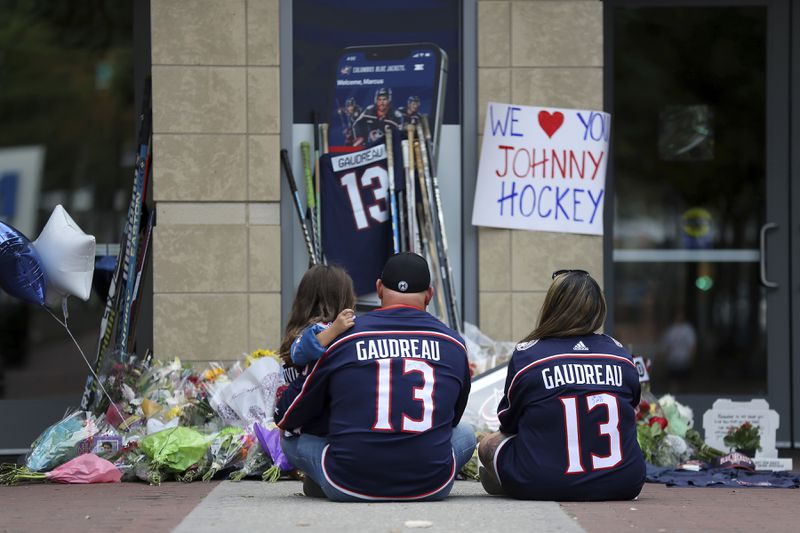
[302,476,327,499]
[479,466,504,495]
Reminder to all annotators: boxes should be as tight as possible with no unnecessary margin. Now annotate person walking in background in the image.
[478,269,645,501]
[277,252,475,501]
[660,309,696,382]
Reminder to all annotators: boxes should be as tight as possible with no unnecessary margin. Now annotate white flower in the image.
[658,394,676,407]
[676,403,694,427]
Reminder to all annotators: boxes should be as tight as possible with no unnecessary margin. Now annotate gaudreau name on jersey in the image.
[542,363,623,390]
[356,338,441,361]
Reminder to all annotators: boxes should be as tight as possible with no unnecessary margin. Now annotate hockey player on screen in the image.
[337,97,362,145]
[352,87,403,147]
[398,95,422,128]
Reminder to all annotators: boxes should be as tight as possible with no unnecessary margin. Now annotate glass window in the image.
[612,6,767,394]
[0,1,135,401]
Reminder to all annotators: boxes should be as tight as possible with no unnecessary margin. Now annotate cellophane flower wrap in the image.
[229,434,270,481]
[202,427,253,481]
[253,423,293,482]
[25,411,99,472]
[1,454,121,485]
[140,427,211,474]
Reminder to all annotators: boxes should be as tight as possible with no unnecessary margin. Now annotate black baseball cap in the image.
[380,252,431,293]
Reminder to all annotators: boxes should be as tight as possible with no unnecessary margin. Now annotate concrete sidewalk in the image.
[173,481,582,533]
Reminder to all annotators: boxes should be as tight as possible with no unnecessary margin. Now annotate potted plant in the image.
[723,422,761,457]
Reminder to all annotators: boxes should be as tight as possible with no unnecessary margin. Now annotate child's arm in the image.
[315,308,355,347]
[289,309,355,366]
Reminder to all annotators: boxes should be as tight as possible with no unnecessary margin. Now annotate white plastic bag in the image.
[220,357,283,427]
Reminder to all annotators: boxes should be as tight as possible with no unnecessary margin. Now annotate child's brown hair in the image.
[279,264,356,368]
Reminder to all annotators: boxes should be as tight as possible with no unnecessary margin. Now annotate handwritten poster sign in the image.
[472,102,610,235]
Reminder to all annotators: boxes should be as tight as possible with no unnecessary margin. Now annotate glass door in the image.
[606,1,792,445]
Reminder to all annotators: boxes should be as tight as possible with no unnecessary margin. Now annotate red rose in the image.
[649,416,669,430]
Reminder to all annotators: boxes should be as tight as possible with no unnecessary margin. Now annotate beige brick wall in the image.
[477,0,604,342]
[151,0,281,360]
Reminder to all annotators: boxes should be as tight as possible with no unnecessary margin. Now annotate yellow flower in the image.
[245,348,279,367]
[203,366,224,381]
[164,406,183,421]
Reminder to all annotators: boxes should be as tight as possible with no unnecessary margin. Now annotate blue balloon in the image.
[0,220,47,305]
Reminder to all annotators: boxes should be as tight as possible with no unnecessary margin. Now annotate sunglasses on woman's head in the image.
[552,269,589,280]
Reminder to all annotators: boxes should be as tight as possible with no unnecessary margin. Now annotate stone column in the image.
[150,0,282,361]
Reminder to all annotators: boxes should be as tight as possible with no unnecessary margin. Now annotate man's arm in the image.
[452,360,471,427]
[275,355,333,431]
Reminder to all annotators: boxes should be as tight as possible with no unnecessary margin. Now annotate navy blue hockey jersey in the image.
[321,139,406,296]
[276,305,471,500]
[495,334,645,501]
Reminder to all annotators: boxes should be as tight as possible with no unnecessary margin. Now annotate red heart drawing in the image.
[538,110,564,138]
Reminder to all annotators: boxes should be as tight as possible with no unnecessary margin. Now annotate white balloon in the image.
[33,205,96,302]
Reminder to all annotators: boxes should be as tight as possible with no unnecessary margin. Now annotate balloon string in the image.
[44,304,130,431]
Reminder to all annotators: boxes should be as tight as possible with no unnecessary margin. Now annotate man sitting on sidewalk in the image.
[276,252,475,501]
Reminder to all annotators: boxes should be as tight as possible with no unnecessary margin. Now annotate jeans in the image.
[281,421,477,502]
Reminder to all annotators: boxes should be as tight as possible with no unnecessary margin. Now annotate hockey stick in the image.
[404,125,419,254]
[300,142,319,263]
[422,116,461,330]
[384,126,400,254]
[281,149,317,266]
[117,133,152,354]
[397,192,407,253]
[126,206,155,353]
[413,139,447,324]
[321,123,329,155]
[81,81,152,408]
[416,123,456,330]
[312,112,323,261]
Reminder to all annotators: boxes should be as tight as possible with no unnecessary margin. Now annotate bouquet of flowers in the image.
[723,422,761,457]
[202,427,253,482]
[139,427,211,485]
[636,387,722,466]
[1,454,121,485]
[25,411,100,472]
[175,457,210,483]
[229,439,270,481]
[253,423,293,482]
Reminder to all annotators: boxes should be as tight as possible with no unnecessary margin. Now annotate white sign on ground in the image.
[472,102,609,235]
[702,399,792,471]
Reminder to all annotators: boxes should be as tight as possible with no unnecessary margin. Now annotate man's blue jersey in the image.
[495,334,645,501]
[276,305,471,500]
[320,139,406,296]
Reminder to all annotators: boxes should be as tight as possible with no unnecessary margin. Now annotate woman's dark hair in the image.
[279,265,356,367]
[521,270,606,343]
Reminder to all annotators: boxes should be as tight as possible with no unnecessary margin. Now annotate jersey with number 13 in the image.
[495,333,645,500]
[321,140,405,296]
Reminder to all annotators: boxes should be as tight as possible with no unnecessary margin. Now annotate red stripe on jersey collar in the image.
[375,304,425,311]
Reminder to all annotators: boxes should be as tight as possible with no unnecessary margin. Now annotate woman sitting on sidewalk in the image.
[479,269,645,501]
